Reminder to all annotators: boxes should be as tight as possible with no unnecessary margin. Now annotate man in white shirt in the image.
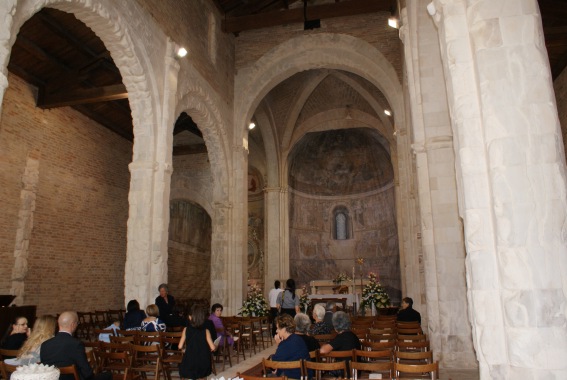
[268,280,284,335]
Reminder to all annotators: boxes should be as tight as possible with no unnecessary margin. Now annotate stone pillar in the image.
[149,45,180,299]
[0,0,17,122]
[264,186,288,290]
[401,1,476,368]
[428,0,567,377]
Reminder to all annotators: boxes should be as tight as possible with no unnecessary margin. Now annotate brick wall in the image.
[235,12,403,82]
[0,73,131,315]
[168,200,211,302]
[555,67,567,152]
[135,0,235,105]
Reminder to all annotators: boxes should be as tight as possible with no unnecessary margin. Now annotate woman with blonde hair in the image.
[140,304,166,332]
[4,315,57,366]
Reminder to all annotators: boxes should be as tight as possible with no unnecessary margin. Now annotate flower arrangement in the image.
[299,285,310,312]
[238,284,269,317]
[360,272,391,310]
[333,272,351,284]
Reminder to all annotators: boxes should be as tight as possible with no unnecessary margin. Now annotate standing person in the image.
[5,315,56,366]
[122,300,146,331]
[1,316,30,351]
[140,304,166,332]
[397,297,421,323]
[178,304,215,380]
[40,311,111,380]
[155,283,175,325]
[276,278,300,318]
[268,280,284,335]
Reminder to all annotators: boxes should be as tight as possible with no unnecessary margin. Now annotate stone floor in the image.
[211,344,480,380]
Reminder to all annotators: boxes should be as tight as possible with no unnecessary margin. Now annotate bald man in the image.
[40,311,99,380]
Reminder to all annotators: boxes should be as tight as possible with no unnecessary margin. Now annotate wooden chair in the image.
[303,360,348,380]
[86,349,99,374]
[97,349,131,380]
[367,333,397,342]
[396,327,423,335]
[159,331,183,380]
[396,341,430,352]
[354,349,392,364]
[226,322,245,364]
[0,361,18,380]
[362,340,396,352]
[0,349,21,361]
[258,315,274,347]
[129,344,163,380]
[319,349,354,363]
[393,361,438,379]
[262,358,303,380]
[57,365,81,380]
[397,334,427,343]
[394,350,433,365]
[351,361,393,380]
[133,331,161,346]
[213,327,232,371]
[239,319,257,356]
[237,374,286,380]
[395,322,421,329]
[313,333,335,345]
[110,336,134,344]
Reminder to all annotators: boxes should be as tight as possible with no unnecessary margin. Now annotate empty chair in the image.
[159,331,183,380]
[129,343,163,380]
[394,351,433,365]
[351,361,393,380]
[354,349,392,364]
[97,349,131,380]
[367,333,397,342]
[396,334,427,342]
[396,340,430,352]
[397,327,423,335]
[393,361,438,379]
[362,340,396,352]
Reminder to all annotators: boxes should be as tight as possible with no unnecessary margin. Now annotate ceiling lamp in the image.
[388,17,399,29]
[384,109,392,116]
[176,47,188,58]
[248,122,256,130]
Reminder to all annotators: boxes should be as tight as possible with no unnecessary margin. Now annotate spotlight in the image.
[248,122,256,130]
[176,47,188,58]
[388,17,399,29]
[384,109,392,116]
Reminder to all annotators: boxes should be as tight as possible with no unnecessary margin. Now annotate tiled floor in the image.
[211,345,479,380]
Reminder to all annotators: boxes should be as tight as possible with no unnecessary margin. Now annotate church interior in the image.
[0,0,566,378]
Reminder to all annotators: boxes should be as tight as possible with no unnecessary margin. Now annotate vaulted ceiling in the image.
[6,1,567,144]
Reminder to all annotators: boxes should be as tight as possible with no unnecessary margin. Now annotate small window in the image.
[333,207,351,240]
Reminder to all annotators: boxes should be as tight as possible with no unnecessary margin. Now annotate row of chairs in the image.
[261,356,439,380]
[77,310,126,341]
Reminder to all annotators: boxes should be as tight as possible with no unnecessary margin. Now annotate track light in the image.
[384,109,392,116]
[176,47,188,58]
[248,122,256,130]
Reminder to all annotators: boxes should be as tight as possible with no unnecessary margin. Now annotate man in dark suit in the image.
[40,311,106,380]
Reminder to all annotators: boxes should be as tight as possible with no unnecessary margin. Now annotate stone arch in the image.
[1,0,159,155]
[170,191,213,218]
[177,85,230,202]
[234,33,404,143]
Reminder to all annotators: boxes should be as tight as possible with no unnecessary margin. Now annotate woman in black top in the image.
[122,300,146,330]
[1,316,29,351]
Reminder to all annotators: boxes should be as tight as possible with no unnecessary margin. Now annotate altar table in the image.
[308,293,359,307]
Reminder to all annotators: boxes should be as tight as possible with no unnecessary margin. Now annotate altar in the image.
[309,279,370,295]
[308,293,359,307]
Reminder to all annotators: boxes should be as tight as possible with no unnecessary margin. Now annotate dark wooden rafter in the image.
[222,0,395,33]
[73,104,133,141]
[37,84,128,108]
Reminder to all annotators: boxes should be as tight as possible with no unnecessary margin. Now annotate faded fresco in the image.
[288,128,400,302]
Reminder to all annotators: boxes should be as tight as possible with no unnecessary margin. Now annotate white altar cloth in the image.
[308,293,359,306]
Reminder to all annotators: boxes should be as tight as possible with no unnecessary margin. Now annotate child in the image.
[178,304,215,379]
[98,319,120,343]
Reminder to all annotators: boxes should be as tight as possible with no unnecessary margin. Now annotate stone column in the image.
[0,0,16,122]
[401,1,476,368]
[428,0,567,377]
[264,186,288,289]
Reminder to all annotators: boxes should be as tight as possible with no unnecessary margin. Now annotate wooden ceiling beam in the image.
[72,104,133,141]
[7,63,46,88]
[17,35,71,73]
[173,144,208,156]
[222,0,394,33]
[37,83,128,109]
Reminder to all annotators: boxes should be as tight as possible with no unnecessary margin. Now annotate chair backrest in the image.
[0,349,20,360]
[397,334,427,342]
[58,365,80,380]
[237,373,286,380]
[319,349,354,362]
[1,361,18,380]
[367,333,397,342]
[394,350,433,364]
[354,349,392,363]
[394,361,438,379]
[313,333,336,345]
[350,361,393,380]
[262,358,303,379]
[362,340,396,351]
[110,335,134,344]
[303,360,347,380]
[396,340,430,352]
[396,327,423,335]
[396,321,421,329]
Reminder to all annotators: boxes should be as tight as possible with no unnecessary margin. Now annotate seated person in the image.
[5,315,56,366]
[140,304,166,332]
[271,314,311,379]
[309,304,332,335]
[98,319,120,343]
[208,303,233,346]
[397,297,421,324]
[122,300,146,330]
[294,313,319,352]
[1,316,30,352]
[320,311,361,375]
[41,311,111,380]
